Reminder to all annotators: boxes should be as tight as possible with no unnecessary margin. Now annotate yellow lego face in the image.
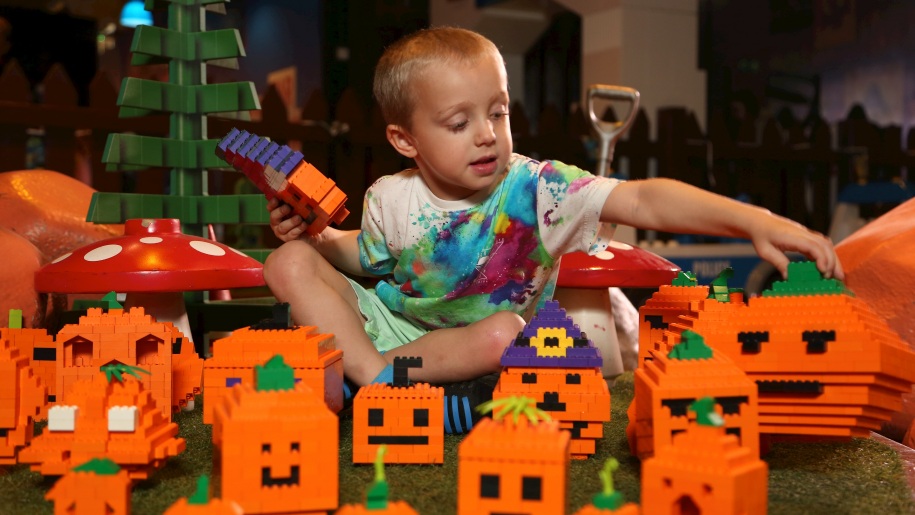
[530,328,575,357]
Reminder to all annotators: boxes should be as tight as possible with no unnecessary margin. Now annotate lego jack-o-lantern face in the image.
[458,397,570,515]
[56,305,203,420]
[626,330,760,460]
[213,355,338,514]
[353,357,444,464]
[494,301,610,458]
[641,397,768,515]
[18,364,186,480]
[640,262,915,438]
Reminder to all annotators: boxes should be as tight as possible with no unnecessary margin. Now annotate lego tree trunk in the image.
[91,0,261,240]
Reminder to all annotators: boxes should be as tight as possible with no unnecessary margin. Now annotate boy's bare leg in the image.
[383,310,525,383]
[264,240,389,385]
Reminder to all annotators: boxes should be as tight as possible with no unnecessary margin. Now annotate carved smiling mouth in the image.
[262,465,300,487]
[756,380,824,395]
[368,436,429,445]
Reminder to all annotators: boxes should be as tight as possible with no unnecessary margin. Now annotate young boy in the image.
[264,26,842,428]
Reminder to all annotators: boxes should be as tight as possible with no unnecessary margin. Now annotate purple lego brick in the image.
[276,149,305,177]
[520,300,584,338]
[254,140,281,169]
[215,127,241,161]
[225,130,254,165]
[237,133,261,163]
[266,145,294,175]
[500,338,602,368]
[240,137,272,178]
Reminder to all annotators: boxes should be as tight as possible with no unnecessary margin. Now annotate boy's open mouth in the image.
[471,156,496,166]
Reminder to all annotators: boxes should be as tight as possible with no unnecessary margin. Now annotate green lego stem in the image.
[592,457,624,510]
[73,458,121,475]
[708,267,735,302]
[667,330,713,360]
[671,270,697,286]
[763,261,851,297]
[476,396,552,425]
[188,475,210,505]
[690,397,725,427]
[101,363,151,383]
[101,291,123,309]
[366,445,389,510]
[254,355,296,391]
[7,309,22,329]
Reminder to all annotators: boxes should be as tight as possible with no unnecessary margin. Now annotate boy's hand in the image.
[267,198,310,242]
[749,212,844,281]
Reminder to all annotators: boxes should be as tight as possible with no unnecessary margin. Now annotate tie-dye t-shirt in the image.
[357,153,620,329]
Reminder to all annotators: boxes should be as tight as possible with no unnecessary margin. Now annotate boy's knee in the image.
[478,311,525,368]
[264,240,318,291]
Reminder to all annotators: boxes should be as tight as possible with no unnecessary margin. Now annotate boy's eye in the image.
[449,120,468,132]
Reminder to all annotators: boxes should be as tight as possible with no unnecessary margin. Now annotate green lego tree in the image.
[88,0,264,241]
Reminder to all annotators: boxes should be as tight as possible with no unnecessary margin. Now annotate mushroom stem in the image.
[122,292,194,344]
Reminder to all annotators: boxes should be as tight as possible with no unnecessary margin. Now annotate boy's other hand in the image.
[750,213,845,281]
[267,197,309,242]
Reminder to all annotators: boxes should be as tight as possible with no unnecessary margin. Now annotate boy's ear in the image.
[385,124,418,158]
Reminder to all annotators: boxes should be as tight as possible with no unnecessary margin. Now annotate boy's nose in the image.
[475,121,496,146]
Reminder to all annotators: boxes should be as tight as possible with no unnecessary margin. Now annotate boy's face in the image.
[387,51,512,201]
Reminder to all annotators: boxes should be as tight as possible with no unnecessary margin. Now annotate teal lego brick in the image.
[103,134,224,169]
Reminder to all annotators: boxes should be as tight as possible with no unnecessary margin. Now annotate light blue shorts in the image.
[345,277,428,353]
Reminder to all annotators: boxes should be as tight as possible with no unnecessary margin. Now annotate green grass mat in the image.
[1,373,912,514]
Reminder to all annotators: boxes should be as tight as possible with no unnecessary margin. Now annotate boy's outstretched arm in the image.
[268,197,368,277]
[601,178,844,280]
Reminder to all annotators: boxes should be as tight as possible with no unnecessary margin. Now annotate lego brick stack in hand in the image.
[215,128,349,236]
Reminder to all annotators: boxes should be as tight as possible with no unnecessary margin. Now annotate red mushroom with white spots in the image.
[555,241,680,379]
[34,218,265,343]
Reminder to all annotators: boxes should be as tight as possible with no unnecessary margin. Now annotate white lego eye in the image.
[48,405,78,432]
[108,406,139,432]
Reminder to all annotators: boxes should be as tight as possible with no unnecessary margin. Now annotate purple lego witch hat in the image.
[500,300,603,368]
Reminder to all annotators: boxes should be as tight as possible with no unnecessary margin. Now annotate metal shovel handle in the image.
[587,84,640,177]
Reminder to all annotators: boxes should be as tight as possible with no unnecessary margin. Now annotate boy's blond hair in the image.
[373,26,503,129]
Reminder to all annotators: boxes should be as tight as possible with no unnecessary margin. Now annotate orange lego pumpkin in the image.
[458,397,570,515]
[571,458,640,515]
[626,330,760,460]
[353,357,444,464]
[56,305,203,420]
[0,336,46,464]
[46,458,131,515]
[164,476,242,515]
[1,308,55,419]
[639,263,915,438]
[493,301,610,459]
[641,397,767,515]
[212,354,338,514]
[203,303,343,424]
[18,364,186,479]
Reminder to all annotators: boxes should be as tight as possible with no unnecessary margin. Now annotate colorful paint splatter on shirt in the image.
[358,154,619,329]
